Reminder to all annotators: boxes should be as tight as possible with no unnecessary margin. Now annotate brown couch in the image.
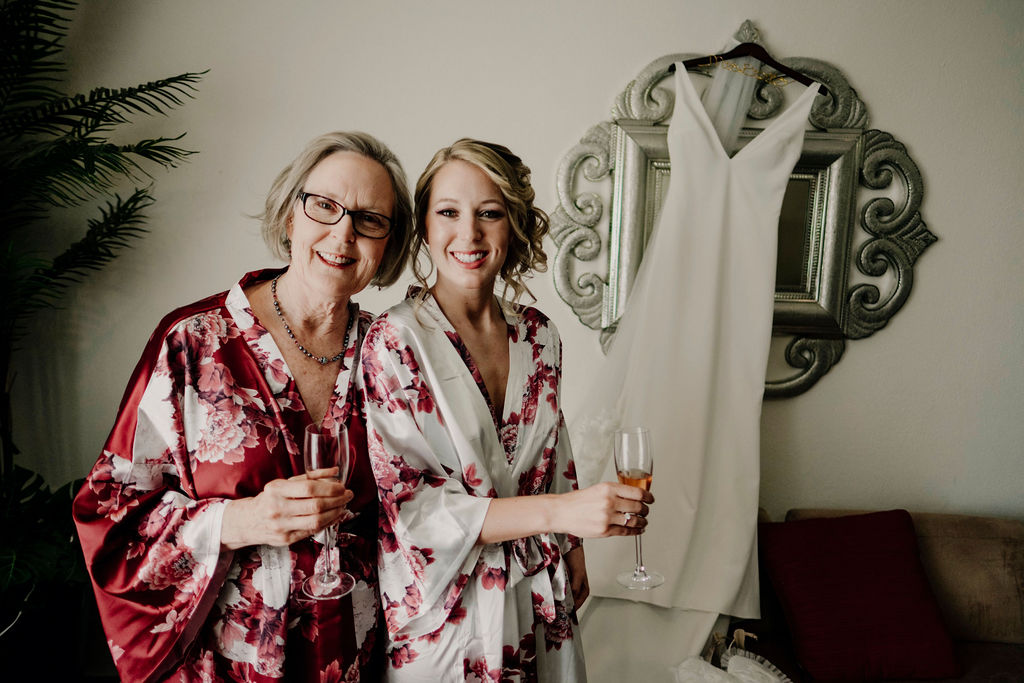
[734,508,1024,682]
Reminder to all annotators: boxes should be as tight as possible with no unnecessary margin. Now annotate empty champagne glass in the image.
[614,426,664,589]
[301,423,355,600]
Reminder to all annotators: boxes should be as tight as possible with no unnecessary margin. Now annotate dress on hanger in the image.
[576,64,819,643]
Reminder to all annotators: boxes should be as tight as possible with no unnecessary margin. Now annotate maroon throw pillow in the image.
[759,510,959,681]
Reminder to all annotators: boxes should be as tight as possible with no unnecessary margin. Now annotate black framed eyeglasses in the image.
[297,192,392,240]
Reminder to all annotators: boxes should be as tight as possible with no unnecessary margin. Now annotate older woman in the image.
[73,131,413,682]
[361,139,653,681]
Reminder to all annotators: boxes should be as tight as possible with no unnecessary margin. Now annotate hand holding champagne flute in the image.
[302,423,355,600]
[614,426,664,589]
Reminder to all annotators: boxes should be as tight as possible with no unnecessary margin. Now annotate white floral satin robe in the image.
[361,293,587,682]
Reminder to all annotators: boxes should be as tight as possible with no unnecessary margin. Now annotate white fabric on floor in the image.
[579,598,720,683]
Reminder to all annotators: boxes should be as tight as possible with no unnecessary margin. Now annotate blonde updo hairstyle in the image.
[412,138,549,306]
[260,131,414,288]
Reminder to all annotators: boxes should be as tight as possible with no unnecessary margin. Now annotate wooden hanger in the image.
[669,42,829,97]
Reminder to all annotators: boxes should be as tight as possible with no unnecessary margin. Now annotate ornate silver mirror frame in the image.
[550,21,936,397]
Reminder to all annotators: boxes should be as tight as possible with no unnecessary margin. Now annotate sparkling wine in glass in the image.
[614,426,664,590]
[301,423,355,600]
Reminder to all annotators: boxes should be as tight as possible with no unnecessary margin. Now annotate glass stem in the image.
[634,536,646,576]
[322,525,337,580]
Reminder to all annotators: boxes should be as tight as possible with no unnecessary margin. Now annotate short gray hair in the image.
[260,131,413,287]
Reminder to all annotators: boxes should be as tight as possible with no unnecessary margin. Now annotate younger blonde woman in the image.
[361,139,654,681]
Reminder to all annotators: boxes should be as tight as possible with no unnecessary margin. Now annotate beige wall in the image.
[16,0,1023,522]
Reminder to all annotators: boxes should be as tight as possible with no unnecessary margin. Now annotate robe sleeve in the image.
[554,415,583,555]
[73,317,234,682]
[361,317,493,639]
[549,331,582,554]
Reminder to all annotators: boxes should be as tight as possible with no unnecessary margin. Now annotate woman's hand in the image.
[553,482,653,539]
[220,468,353,550]
[479,481,653,545]
[564,545,590,610]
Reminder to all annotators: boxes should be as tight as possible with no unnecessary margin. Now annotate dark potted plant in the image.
[0,0,204,671]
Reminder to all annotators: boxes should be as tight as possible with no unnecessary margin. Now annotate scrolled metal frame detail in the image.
[846,130,936,339]
[552,32,934,397]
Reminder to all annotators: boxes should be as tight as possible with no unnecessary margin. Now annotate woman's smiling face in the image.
[287,151,394,301]
[424,159,510,297]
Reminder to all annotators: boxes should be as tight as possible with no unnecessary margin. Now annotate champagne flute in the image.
[614,426,664,589]
[301,423,355,600]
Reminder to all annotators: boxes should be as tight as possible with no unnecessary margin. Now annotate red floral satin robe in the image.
[73,269,382,682]
[361,293,587,682]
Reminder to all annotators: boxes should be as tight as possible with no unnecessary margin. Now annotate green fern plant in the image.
[0,0,204,640]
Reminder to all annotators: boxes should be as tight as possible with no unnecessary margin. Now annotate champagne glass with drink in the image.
[301,423,355,600]
[614,426,664,589]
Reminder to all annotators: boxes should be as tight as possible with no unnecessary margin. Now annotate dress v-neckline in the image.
[674,65,819,161]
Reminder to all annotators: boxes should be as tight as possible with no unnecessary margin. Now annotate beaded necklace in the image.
[271,276,352,365]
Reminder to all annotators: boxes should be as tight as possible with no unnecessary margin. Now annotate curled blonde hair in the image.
[412,138,549,306]
[259,131,413,288]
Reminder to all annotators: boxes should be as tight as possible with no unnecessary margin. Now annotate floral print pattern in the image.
[73,270,383,682]
[361,293,586,682]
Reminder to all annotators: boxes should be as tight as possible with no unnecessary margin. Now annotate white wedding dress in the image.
[574,64,819,681]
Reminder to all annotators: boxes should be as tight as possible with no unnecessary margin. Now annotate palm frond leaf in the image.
[0,71,206,140]
[0,0,76,112]
[1,138,141,208]
[16,187,153,316]
[1,134,194,210]
[122,134,196,167]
